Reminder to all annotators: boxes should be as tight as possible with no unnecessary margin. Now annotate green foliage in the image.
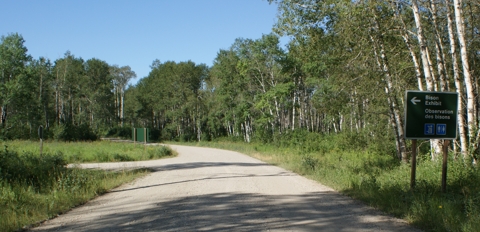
[270,129,395,157]
[273,130,328,153]
[253,127,273,143]
[301,155,318,171]
[0,165,149,232]
[53,123,98,141]
[105,126,133,139]
[0,147,66,191]
[0,141,177,231]
[342,159,480,232]
[0,38,127,141]
[183,138,480,232]
[4,140,176,163]
[147,146,173,159]
[127,60,208,141]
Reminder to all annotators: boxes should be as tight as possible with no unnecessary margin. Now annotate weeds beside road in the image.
[5,140,174,163]
[176,136,480,232]
[3,136,480,231]
[0,141,176,232]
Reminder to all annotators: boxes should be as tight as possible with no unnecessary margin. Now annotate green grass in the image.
[0,168,150,232]
[0,140,176,232]
[176,137,480,232]
[4,140,175,163]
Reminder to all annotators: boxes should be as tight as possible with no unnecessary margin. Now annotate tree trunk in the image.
[412,0,443,159]
[292,81,297,131]
[429,0,449,92]
[446,1,468,158]
[412,0,435,91]
[369,21,408,162]
[391,1,424,91]
[120,92,125,127]
[453,0,477,164]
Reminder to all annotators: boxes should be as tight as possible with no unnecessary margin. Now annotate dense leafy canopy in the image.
[2,0,480,163]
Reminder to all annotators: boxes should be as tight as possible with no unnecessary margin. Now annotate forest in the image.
[1,0,480,164]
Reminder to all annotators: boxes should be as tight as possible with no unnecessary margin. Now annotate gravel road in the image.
[31,144,421,231]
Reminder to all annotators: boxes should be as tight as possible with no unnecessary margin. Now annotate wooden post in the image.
[410,139,417,190]
[38,126,44,156]
[144,128,147,153]
[442,140,450,193]
[134,128,137,147]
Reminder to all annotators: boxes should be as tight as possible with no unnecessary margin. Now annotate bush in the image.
[0,146,150,232]
[149,128,161,142]
[272,129,332,154]
[301,155,319,171]
[147,146,173,159]
[105,126,133,139]
[53,123,98,141]
[0,147,67,191]
[253,127,273,143]
[161,126,177,141]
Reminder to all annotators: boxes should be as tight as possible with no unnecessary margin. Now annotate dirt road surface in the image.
[31,144,420,231]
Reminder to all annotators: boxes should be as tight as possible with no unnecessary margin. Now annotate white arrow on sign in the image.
[411,97,421,105]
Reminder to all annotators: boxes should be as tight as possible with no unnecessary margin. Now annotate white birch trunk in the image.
[446,1,468,157]
[412,0,435,91]
[454,0,477,163]
[412,0,443,159]
[430,0,449,92]
[425,50,438,91]
[369,27,408,162]
[391,1,424,91]
[292,88,296,131]
[120,92,125,127]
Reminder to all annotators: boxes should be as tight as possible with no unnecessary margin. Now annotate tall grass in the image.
[0,147,151,232]
[181,132,480,232]
[4,140,174,163]
[0,141,176,231]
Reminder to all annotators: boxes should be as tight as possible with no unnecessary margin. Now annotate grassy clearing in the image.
[178,134,480,232]
[0,141,176,232]
[4,140,175,163]
[1,170,150,232]
[0,152,150,231]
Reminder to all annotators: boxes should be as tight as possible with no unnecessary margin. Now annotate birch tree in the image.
[453,0,478,164]
[111,65,136,127]
[445,0,468,158]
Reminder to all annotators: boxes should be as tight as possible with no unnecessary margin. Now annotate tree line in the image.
[0,33,136,140]
[2,0,480,163]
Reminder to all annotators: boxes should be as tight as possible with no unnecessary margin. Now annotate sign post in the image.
[442,140,450,192]
[38,126,43,156]
[144,128,147,153]
[410,139,417,189]
[404,91,458,192]
[133,128,137,146]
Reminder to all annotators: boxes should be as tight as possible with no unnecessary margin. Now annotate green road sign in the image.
[132,128,150,142]
[404,91,458,139]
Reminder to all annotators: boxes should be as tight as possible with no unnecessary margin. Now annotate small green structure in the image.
[132,128,150,143]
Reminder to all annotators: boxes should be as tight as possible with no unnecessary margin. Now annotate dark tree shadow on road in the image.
[36,190,418,231]
[151,162,272,172]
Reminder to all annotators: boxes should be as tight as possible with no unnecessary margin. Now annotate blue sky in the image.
[1,0,282,85]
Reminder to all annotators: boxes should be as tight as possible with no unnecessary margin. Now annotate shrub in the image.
[0,147,67,191]
[301,155,319,171]
[147,146,173,159]
[149,128,161,141]
[53,123,98,141]
[105,126,133,139]
[113,153,134,162]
